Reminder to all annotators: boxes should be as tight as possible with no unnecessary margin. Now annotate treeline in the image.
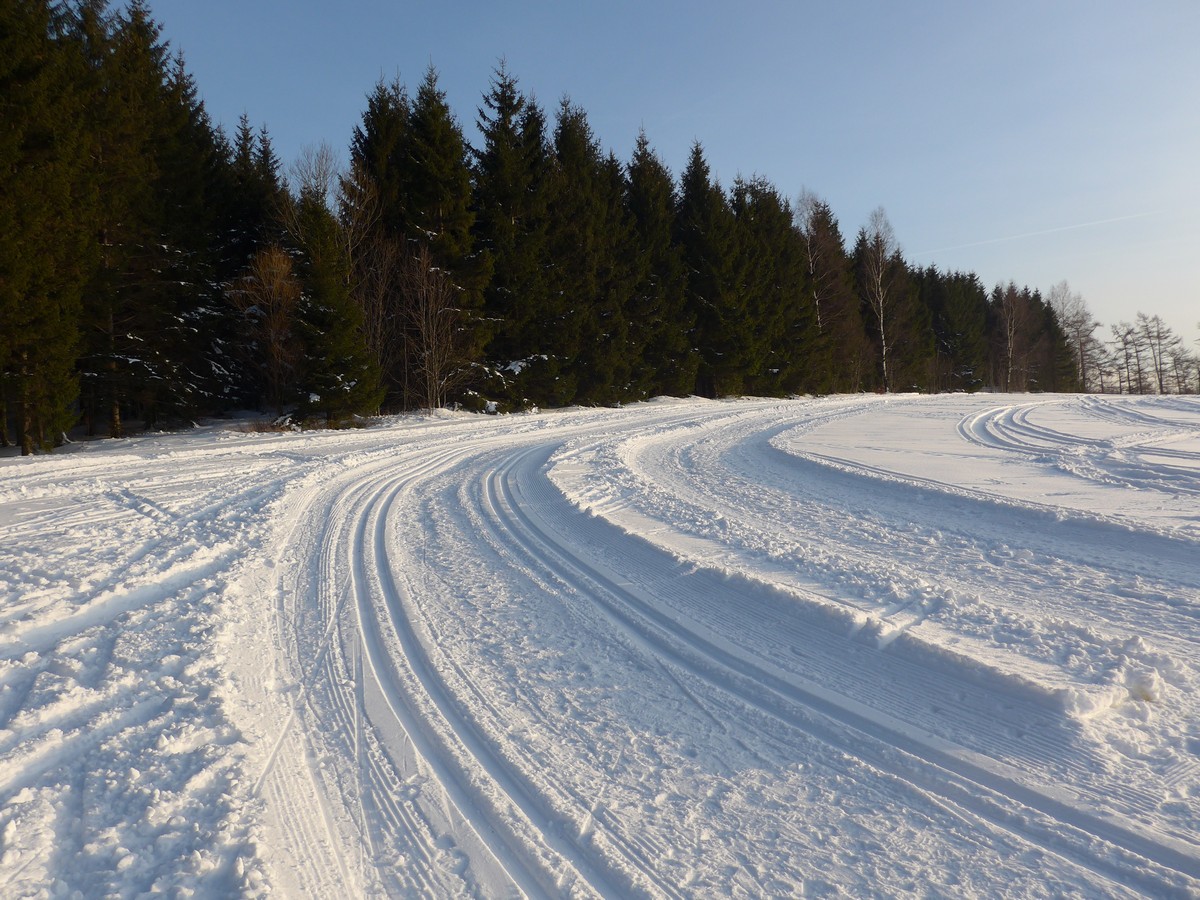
[1051,287,1199,395]
[1,2,1186,455]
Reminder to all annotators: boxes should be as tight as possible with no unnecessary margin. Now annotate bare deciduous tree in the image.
[795,189,829,333]
[401,243,469,410]
[228,245,302,415]
[996,283,1036,391]
[859,207,904,391]
[1048,280,1100,390]
[339,162,409,405]
[1168,342,1198,394]
[1136,312,1183,395]
[1110,321,1149,395]
[291,142,340,208]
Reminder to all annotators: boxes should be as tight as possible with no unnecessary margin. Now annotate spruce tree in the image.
[914,267,988,391]
[730,176,812,396]
[1028,293,1078,392]
[472,64,554,408]
[795,196,867,392]
[576,150,636,405]
[624,131,695,397]
[69,2,246,431]
[403,65,487,402]
[292,186,384,423]
[344,78,411,404]
[223,114,285,271]
[216,119,290,409]
[348,77,410,238]
[675,142,739,397]
[141,53,234,423]
[74,0,166,437]
[535,99,615,406]
[406,68,473,255]
[0,0,95,453]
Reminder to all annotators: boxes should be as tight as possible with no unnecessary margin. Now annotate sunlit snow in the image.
[1,394,1198,897]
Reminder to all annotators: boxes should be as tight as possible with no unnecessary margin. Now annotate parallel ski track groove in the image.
[613,421,1152,788]
[351,442,618,899]
[491,440,1200,895]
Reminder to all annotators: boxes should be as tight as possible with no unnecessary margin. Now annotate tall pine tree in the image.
[535,100,616,406]
[472,64,554,408]
[624,131,695,397]
[0,0,96,453]
[290,182,384,423]
[795,194,867,392]
[71,1,237,431]
[576,150,636,405]
[731,176,812,396]
[344,77,411,404]
[676,142,740,397]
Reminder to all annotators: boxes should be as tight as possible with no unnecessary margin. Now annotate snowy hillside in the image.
[2,394,1198,897]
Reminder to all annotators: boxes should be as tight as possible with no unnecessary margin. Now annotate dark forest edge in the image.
[4,1,1198,455]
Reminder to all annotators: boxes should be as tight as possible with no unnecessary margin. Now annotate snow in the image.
[1,394,1198,897]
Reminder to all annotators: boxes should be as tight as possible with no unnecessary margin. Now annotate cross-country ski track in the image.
[1,394,1198,897]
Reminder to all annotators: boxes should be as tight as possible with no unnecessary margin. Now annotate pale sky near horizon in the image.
[147,0,1199,344]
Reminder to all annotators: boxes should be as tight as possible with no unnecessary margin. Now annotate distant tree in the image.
[137,52,240,424]
[993,283,1034,391]
[74,0,166,437]
[580,149,638,404]
[407,68,476,262]
[343,77,414,405]
[1135,312,1183,395]
[1109,321,1147,394]
[69,2,242,432]
[1031,297,1078,392]
[986,283,1072,392]
[348,76,410,238]
[473,61,526,372]
[221,117,289,271]
[913,267,988,392]
[398,67,488,405]
[1169,341,1199,394]
[340,165,407,403]
[536,99,614,406]
[212,115,293,414]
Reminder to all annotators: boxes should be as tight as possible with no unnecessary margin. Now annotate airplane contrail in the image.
[914,212,1155,257]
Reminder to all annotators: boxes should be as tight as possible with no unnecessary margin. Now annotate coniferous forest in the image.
[4,2,1198,455]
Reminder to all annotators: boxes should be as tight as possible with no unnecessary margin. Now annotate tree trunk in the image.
[19,353,33,456]
[109,362,123,438]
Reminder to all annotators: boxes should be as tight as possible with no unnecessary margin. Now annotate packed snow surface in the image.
[2,394,1199,898]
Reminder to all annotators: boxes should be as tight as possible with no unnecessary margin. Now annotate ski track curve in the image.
[4,395,1199,897]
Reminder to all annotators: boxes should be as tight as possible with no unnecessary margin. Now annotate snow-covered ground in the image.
[1,394,1198,898]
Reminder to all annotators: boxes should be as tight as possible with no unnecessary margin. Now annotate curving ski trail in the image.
[3,395,1198,897]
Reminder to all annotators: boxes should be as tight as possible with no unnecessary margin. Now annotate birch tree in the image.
[857,207,905,391]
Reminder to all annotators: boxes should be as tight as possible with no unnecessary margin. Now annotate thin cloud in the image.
[914,212,1155,257]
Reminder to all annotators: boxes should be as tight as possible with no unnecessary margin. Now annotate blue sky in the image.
[147,0,1198,342]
